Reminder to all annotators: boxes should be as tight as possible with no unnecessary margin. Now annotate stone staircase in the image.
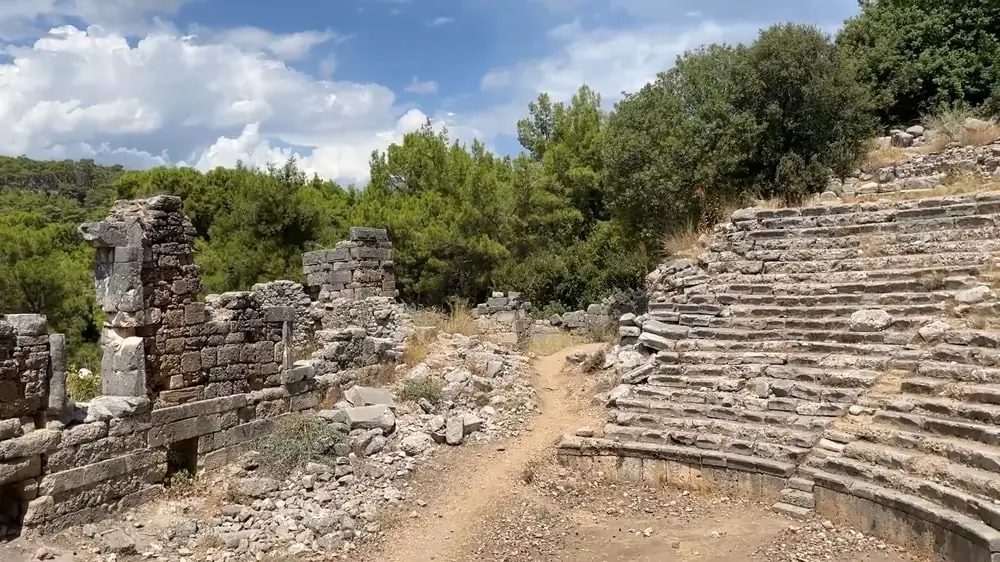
[559,190,1000,561]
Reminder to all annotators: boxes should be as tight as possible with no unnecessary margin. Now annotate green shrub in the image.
[257,414,344,476]
[66,365,101,402]
[398,377,443,404]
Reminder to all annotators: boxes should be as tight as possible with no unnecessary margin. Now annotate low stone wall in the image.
[542,304,612,337]
[828,139,1000,197]
[0,195,410,538]
[0,315,65,423]
[473,292,532,347]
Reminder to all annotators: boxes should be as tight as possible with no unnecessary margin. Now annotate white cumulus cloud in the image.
[0,24,456,184]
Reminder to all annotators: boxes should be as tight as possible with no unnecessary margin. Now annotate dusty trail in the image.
[368,343,604,562]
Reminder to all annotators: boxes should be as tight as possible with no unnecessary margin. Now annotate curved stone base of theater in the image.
[558,438,1000,562]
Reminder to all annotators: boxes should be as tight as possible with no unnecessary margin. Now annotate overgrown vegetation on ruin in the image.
[256,414,345,476]
[1,1,998,368]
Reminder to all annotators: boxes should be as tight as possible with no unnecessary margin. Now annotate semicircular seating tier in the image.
[559,189,1000,562]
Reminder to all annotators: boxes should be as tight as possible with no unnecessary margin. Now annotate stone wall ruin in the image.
[0,195,410,537]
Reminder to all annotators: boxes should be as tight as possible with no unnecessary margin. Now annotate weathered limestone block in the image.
[100,334,146,397]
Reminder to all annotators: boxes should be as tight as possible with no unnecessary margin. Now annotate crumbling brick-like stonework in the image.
[0,195,411,537]
[302,227,396,301]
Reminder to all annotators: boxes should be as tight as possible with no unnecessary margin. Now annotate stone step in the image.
[788,477,815,492]
[738,222,1000,252]
[824,453,1000,529]
[557,436,799,479]
[713,276,976,297]
[727,302,945,320]
[741,211,1000,241]
[811,468,1000,537]
[872,410,1000,449]
[610,411,818,449]
[771,501,813,520]
[717,314,931,333]
[631,378,863,407]
[850,422,1000,477]
[657,349,893,372]
[669,337,902,358]
[710,240,1000,266]
[708,252,994,276]
[611,398,832,433]
[602,424,810,464]
[841,440,1000,500]
[710,264,985,287]
[681,291,953,308]
[680,326,911,347]
[862,393,1000,427]
[739,196,1000,228]
[615,392,850,422]
[903,376,1000,403]
[646,363,880,390]
[779,487,816,509]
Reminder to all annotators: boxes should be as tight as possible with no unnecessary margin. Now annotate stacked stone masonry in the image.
[301,227,396,302]
[829,139,1000,199]
[473,291,615,348]
[0,195,408,538]
[559,190,1000,562]
[473,292,533,347]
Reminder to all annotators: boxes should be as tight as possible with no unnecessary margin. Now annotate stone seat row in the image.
[708,238,1000,264]
[720,223,1000,253]
[708,251,994,275]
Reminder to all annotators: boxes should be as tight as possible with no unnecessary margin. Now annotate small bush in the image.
[257,414,344,476]
[402,328,437,367]
[398,377,443,404]
[66,365,101,402]
[442,299,479,335]
[581,349,607,373]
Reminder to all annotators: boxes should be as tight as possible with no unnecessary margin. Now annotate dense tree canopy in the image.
[604,24,876,251]
[837,0,1000,124]
[2,12,996,371]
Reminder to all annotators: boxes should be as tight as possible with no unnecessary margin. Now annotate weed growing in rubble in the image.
[66,365,101,402]
[398,377,443,404]
[581,348,607,373]
[257,414,344,476]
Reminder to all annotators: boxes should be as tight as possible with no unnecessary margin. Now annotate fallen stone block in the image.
[345,386,396,408]
[343,405,396,433]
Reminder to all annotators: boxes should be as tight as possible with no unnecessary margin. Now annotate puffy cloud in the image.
[192,108,486,184]
[0,24,422,184]
[185,25,338,61]
[466,19,759,138]
[0,0,194,38]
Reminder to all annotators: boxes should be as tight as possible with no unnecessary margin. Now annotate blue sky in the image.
[0,0,861,185]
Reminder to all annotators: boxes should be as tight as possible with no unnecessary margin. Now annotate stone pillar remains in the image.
[78,195,198,398]
[302,227,396,301]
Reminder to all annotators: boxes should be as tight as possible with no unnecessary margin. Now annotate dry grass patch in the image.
[661,221,707,260]
[410,300,479,336]
[866,145,921,168]
[526,332,580,356]
[357,362,400,387]
[402,327,438,367]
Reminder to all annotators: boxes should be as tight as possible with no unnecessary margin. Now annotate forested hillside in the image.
[2,1,999,369]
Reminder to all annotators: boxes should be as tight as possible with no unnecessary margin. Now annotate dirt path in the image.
[368,343,604,562]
